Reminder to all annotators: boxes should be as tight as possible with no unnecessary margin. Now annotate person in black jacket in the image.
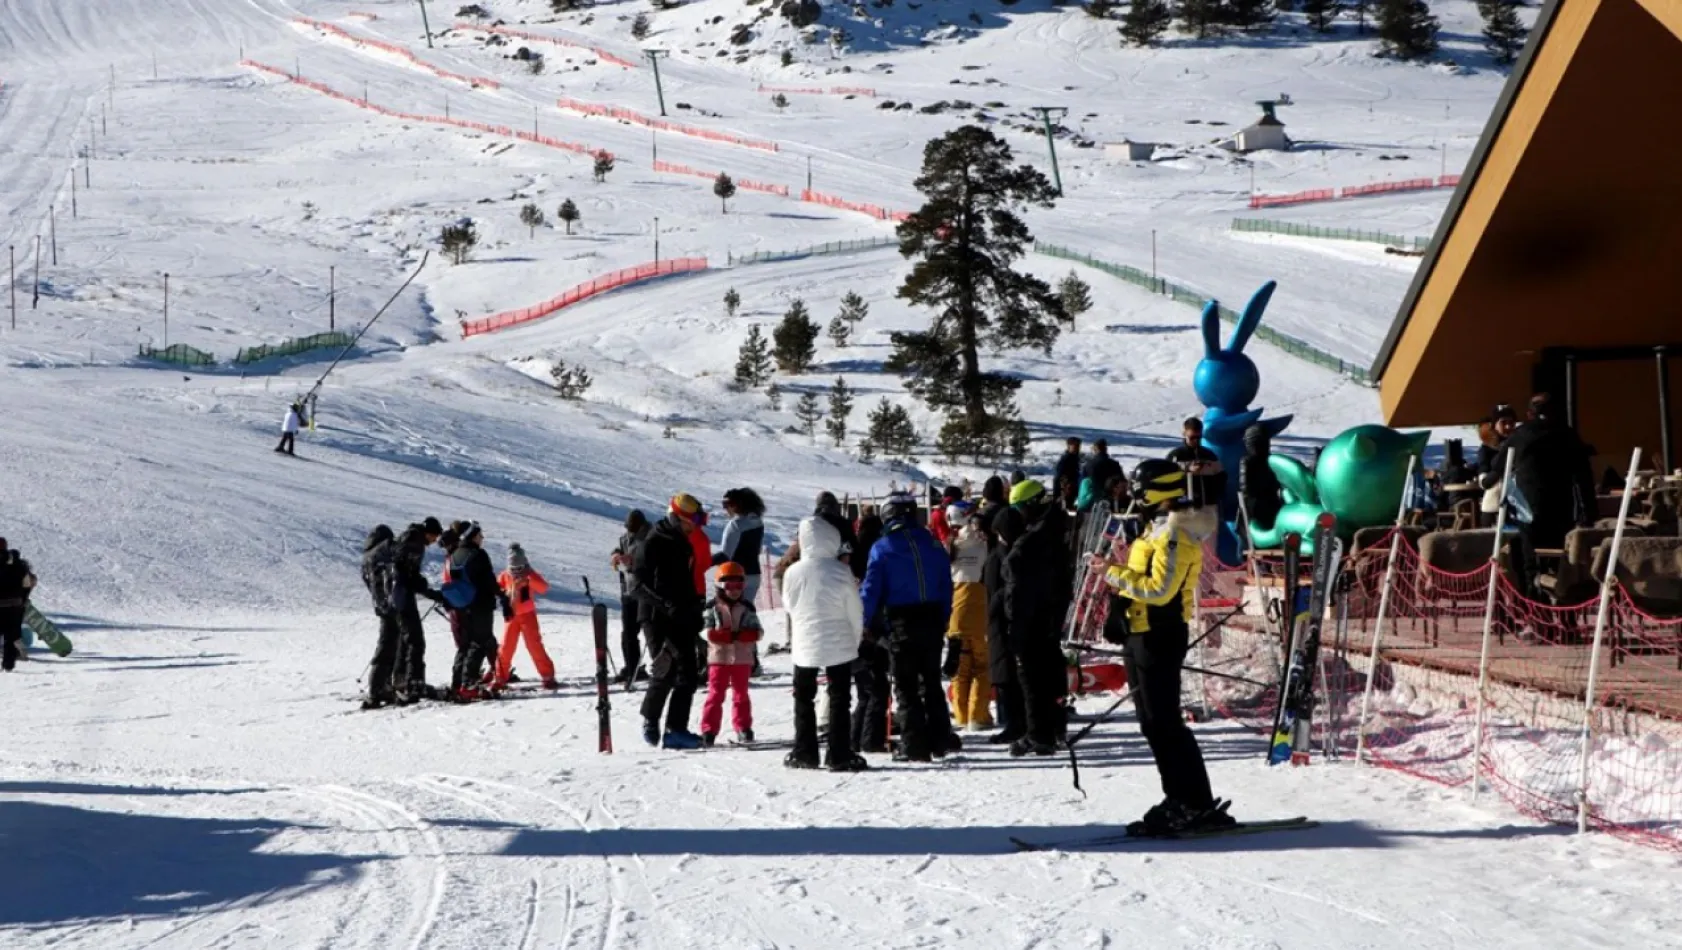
[849,509,891,753]
[636,495,708,748]
[1083,438,1124,493]
[391,517,444,701]
[611,510,652,686]
[1002,481,1073,756]
[1054,437,1084,501]
[974,475,1009,539]
[984,506,1027,744]
[360,525,401,708]
[1480,394,1596,593]
[0,538,36,672]
[446,522,508,700]
[1238,423,1282,543]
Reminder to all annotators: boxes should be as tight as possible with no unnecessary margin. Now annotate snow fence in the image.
[557,98,780,153]
[1231,218,1431,252]
[459,258,708,338]
[757,84,877,97]
[799,189,910,223]
[1064,522,1682,853]
[1249,174,1462,209]
[241,61,611,161]
[293,17,500,89]
[727,236,898,267]
[455,23,638,69]
[651,160,789,196]
[138,343,216,367]
[234,331,354,365]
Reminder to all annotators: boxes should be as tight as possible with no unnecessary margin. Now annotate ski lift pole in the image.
[1029,106,1068,196]
[303,252,429,406]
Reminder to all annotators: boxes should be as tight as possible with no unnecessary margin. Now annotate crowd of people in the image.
[354,435,1239,834]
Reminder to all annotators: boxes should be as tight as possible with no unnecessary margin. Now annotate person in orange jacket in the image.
[494,543,558,690]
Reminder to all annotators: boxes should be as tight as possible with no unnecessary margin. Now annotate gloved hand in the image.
[1101,597,1130,645]
[499,595,513,620]
[943,637,962,677]
[424,589,446,605]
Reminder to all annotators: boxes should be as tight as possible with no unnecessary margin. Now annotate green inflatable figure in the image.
[1248,424,1430,555]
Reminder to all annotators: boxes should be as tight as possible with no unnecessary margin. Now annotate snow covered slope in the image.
[9,2,1671,948]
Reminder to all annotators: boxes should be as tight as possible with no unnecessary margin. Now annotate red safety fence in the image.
[455,23,637,69]
[651,159,789,196]
[556,96,780,153]
[241,60,610,160]
[460,258,708,337]
[757,84,877,98]
[800,188,910,222]
[294,17,500,89]
[348,11,379,20]
[1248,175,1461,209]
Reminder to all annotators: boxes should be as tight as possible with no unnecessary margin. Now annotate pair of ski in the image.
[1266,512,1344,767]
[1011,816,1317,851]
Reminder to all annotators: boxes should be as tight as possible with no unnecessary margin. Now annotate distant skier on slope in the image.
[636,494,707,749]
[494,543,557,691]
[1097,460,1235,837]
[276,401,302,455]
[391,517,445,702]
[0,538,37,672]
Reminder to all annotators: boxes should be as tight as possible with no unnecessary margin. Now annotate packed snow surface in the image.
[5,0,1680,947]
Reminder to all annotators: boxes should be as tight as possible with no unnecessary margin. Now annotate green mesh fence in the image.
[1231,217,1430,251]
[234,331,354,365]
[137,343,216,367]
[1033,242,1373,386]
[729,236,899,266]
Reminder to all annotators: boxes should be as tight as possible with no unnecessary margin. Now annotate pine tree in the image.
[772,299,819,374]
[520,202,545,238]
[1377,0,1438,58]
[1224,0,1274,31]
[734,324,773,388]
[865,398,917,458]
[767,381,783,410]
[557,198,580,235]
[724,287,741,318]
[890,125,1067,450]
[838,290,868,327]
[1480,0,1526,66]
[592,151,615,183]
[440,219,478,264]
[1085,0,1117,17]
[1119,0,1173,44]
[858,435,876,463]
[1175,0,1227,38]
[826,376,854,446]
[1057,271,1093,329]
[827,315,851,348]
[1303,0,1341,31]
[714,173,737,213]
[631,12,651,39]
[794,392,823,438]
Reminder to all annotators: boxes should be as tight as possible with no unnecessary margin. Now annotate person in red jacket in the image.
[493,543,557,690]
[698,562,762,746]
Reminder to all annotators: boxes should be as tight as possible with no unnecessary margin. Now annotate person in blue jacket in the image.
[860,492,957,762]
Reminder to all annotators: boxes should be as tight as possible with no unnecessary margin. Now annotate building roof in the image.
[1370,0,1682,426]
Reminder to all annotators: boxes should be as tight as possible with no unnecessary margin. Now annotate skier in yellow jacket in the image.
[1099,459,1234,837]
[942,501,992,730]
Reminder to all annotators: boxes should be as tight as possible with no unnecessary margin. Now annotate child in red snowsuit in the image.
[698,562,762,746]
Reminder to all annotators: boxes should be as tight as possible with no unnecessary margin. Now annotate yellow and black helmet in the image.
[1130,459,1187,509]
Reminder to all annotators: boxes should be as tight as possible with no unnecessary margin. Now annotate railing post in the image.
[1355,454,1417,765]
[1470,447,1517,802]
[1576,447,1643,834]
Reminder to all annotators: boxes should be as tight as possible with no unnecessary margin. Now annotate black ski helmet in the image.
[1131,459,1187,511]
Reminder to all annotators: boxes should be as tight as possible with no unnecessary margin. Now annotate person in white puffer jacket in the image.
[782,516,868,772]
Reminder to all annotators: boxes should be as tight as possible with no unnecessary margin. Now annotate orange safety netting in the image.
[459,258,708,337]
[241,60,610,159]
[454,22,638,69]
[757,84,878,97]
[1248,175,1460,209]
[294,17,500,89]
[651,159,789,196]
[799,189,910,223]
[556,97,780,153]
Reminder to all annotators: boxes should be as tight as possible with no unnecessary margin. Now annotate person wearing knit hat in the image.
[389,518,446,702]
[493,543,557,691]
[670,493,713,600]
[611,510,654,686]
[635,494,709,748]
[1002,474,1073,758]
[443,521,509,700]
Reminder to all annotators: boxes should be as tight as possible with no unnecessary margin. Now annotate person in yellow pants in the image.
[494,543,558,690]
[943,502,992,731]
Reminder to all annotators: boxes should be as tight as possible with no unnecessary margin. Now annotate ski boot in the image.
[700,732,718,748]
[540,677,560,690]
[642,718,661,747]
[1008,736,1056,758]
[784,750,820,770]
[826,753,871,773]
[891,741,932,763]
[734,729,754,745]
[986,728,1025,746]
[661,730,703,750]
[931,732,963,758]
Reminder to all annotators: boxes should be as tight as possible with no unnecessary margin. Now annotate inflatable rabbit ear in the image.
[1227,280,1278,354]
[1200,300,1224,358]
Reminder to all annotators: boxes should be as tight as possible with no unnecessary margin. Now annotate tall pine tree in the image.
[1175,0,1227,38]
[1479,0,1526,66]
[1120,0,1173,45]
[1303,0,1341,31]
[826,376,854,447]
[890,126,1067,442]
[1377,0,1439,59]
[772,299,819,374]
[1224,0,1274,31]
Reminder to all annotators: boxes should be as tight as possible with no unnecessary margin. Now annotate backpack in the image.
[363,544,398,615]
[440,555,477,609]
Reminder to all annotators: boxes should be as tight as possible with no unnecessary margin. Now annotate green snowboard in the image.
[23,605,72,657]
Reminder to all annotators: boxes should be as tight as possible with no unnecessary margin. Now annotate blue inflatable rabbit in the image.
[1192,280,1293,565]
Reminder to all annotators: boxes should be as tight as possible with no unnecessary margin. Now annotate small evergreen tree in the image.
[772,299,819,374]
[550,360,593,399]
[1057,271,1093,329]
[557,198,580,235]
[827,315,851,348]
[826,376,854,447]
[865,398,917,458]
[714,173,737,213]
[440,219,478,264]
[724,287,742,317]
[772,93,790,111]
[735,323,774,388]
[794,392,823,438]
[593,151,615,183]
[1480,0,1526,66]
[1377,0,1438,58]
[520,202,545,238]
[1120,0,1173,44]
[1085,0,1116,16]
[780,49,794,67]
[551,0,589,10]
[1175,0,1227,38]
[767,381,783,411]
[631,12,651,39]
[858,434,877,463]
[1224,0,1274,30]
[838,290,869,327]
[1303,0,1341,31]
